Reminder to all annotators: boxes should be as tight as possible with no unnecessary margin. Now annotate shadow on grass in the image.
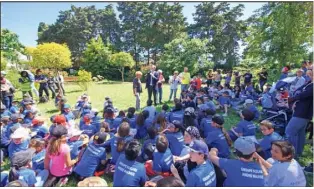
[46,109,59,114]
[67,89,83,94]
[95,81,124,85]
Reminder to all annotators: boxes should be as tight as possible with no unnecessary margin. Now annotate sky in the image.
[1,2,266,47]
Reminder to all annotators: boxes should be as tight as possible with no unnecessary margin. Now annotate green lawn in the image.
[3,82,313,187]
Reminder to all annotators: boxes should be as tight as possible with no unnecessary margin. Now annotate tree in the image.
[1,28,24,67]
[244,2,313,69]
[1,51,7,70]
[82,36,112,77]
[158,33,213,78]
[32,42,72,69]
[110,52,135,82]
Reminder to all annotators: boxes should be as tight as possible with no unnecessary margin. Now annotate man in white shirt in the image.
[57,71,66,96]
[289,69,305,95]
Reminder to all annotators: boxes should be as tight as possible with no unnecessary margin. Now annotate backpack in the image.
[39,96,48,103]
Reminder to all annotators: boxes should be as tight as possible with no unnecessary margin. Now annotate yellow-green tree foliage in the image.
[32,43,72,69]
[0,51,7,70]
[110,52,135,82]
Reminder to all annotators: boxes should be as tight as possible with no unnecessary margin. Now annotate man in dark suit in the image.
[146,65,159,106]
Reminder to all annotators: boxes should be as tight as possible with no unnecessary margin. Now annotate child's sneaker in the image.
[56,177,68,187]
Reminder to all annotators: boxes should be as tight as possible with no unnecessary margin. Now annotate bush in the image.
[6,70,21,91]
[77,69,92,91]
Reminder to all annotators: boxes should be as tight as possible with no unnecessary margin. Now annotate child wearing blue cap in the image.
[79,114,98,138]
[164,121,185,156]
[62,104,75,122]
[171,139,216,187]
[168,103,184,125]
[209,137,264,186]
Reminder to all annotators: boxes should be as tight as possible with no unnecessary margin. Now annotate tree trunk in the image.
[147,48,150,65]
[119,67,124,82]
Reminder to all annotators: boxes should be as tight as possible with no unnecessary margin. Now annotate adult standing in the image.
[133,71,143,111]
[57,71,65,96]
[156,70,165,104]
[169,71,180,101]
[214,70,222,87]
[145,65,159,106]
[286,69,313,158]
[180,67,191,92]
[243,70,253,86]
[35,69,49,99]
[47,72,57,99]
[234,71,241,86]
[19,70,33,98]
[258,68,268,92]
[206,70,214,87]
[0,71,15,108]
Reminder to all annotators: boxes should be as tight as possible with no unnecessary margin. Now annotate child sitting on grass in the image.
[217,91,231,117]
[164,121,185,157]
[29,138,46,171]
[258,120,283,159]
[67,129,89,160]
[9,148,49,187]
[8,127,30,158]
[73,132,109,180]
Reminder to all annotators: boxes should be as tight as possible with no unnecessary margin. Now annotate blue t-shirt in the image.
[225,76,232,84]
[200,117,217,138]
[68,140,84,159]
[5,122,21,138]
[219,158,264,186]
[80,123,98,138]
[112,116,124,133]
[279,73,288,80]
[106,135,133,164]
[165,132,185,156]
[17,168,37,186]
[74,142,107,177]
[105,118,114,129]
[63,111,75,122]
[135,118,153,139]
[234,120,256,136]
[153,148,173,173]
[243,73,253,83]
[35,74,48,87]
[92,116,101,132]
[168,110,184,125]
[23,117,34,124]
[205,130,230,158]
[155,111,170,122]
[1,110,12,117]
[8,138,30,158]
[10,106,20,114]
[248,105,260,121]
[127,115,137,129]
[31,125,48,138]
[218,96,231,106]
[186,160,216,187]
[113,154,147,187]
[32,149,46,170]
[259,132,282,159]
[143,106,156,120]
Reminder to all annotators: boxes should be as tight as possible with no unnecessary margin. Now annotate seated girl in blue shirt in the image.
[154,114,167,133]
[29,138,46,172]
[9,148,49,187]
[135,110,152,139]
[62,104,75,122]
[104,108,115,129]
[67,129,89,160]
[199,108,217,138]
[113,139,147,187]
[126,107,137,129]
[79,114,98,138]
[103,122,133,165]
[164,121,185,156]
[228,108,257,141]
[258,120,283,159]
[183,107,199,130]
[138,126,158,163]
[168,103,184,125]
[205,115,231,158]
[217,91,231,117]
[150,135,174,176]
[111,111,125,133]
[74,132,110,180]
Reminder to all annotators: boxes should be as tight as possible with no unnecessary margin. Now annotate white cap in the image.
[67,128,83,138]
[158,69,162,73]
[11,127,29,139]
[244,99,253,106]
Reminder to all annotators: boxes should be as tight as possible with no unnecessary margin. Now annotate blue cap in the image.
[11,113,24,121]
[64,104,71,109]
[234,137,256,155]
[190,140,208,155]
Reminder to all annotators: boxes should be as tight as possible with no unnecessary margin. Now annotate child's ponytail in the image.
[217,124,232,147]
[48,137,62,156]
[9,166,19,182]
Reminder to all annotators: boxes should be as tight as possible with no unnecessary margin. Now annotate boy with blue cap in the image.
[209,137,264,186]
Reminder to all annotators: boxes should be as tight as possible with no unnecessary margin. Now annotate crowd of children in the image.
[0,62,313,187]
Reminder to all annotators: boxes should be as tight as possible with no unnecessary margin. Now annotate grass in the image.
[3,82,313,187]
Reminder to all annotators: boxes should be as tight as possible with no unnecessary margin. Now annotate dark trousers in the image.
[259,80,267,92]
[2,96,12,109]
[48,85,56,99]
[147,86,157,105]
[39,86,49,98]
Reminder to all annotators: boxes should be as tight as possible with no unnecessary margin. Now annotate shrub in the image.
[77,69,92,91]
[6,70,21,91]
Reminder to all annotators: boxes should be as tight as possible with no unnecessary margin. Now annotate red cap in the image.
[281,67,288,73]
[54,115,66,124]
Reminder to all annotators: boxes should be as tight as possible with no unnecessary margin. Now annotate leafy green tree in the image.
[82,36,112,77]
[244,2,313,69]
[110,52,135,82]
[1,28,24,67]
[1,51,7,70]
[32,42,72,69]
[158,33,213,78]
